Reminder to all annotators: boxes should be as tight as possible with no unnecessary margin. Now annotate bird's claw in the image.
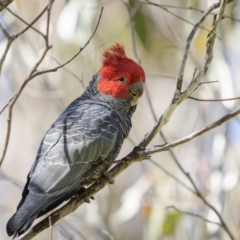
[74,186,94,203]
[103,170,115,184]
[83,197,91,203]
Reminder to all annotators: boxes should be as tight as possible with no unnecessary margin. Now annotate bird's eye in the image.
[119,77,125,82]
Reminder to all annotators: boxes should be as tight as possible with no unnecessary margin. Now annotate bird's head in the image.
[97,43,145,106]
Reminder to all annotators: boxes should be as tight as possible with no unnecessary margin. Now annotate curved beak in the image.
[129,81,144,105]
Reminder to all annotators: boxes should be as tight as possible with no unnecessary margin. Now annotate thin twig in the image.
[0,22,11,39]
[51,57,86,89]
[5,7,45,38]
[0,47,51,168]
[191,68,197,83]
[0,4,49,75]
[166,205,221,226]
[45,0,54,47]
[143,0,218,38]
[150,160,195,194]
[175,3,219,92]
[138,1,239,22]
[0,34,13,74]
[147,108,240,155]
[0,23,13,74]
[189,96,240,102]
[30,7,103,80]
[14,5,48,39]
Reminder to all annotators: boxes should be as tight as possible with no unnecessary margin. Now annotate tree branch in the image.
[147,107,240,155]
[139,0,226,148]
[0,0,13,11]
[0,4,49,75]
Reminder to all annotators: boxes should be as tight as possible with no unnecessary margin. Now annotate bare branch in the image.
[0,4,49,75]
[166,205,221,226]
[139,1,226,148]
[5,7,45,38]
[147,107,240,155]
[45,0,54,47]
[189,96,240,102]
[14,5,48,39]
[150,160,195,194]
[0,0,13,11]
[138,0,238,22]
[51,57,86,89]
[0,22,11,39]
[144,83,194,195]
[0,22,13,74]
[142,0,218,37]
[0,31,13,74]
[30,7,104,80]
[175,3,219,92]
[0,47,51,168]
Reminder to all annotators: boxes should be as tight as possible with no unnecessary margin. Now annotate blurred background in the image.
[0,0,240,239]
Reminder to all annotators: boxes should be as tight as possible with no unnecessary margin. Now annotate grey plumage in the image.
[6,74,136,237]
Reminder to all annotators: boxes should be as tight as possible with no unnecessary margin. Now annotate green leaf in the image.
[161,211,181,236]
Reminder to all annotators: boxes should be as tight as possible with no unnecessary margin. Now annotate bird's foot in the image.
[73,186,94,203]
[103,170,115,184]
[83,197,91,203]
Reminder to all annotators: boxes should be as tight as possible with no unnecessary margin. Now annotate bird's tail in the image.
[6,191,71,237]
[7,212,37,238]
[6,193,40,238]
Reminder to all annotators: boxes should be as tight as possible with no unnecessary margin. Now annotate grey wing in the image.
[29,103,119,195]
